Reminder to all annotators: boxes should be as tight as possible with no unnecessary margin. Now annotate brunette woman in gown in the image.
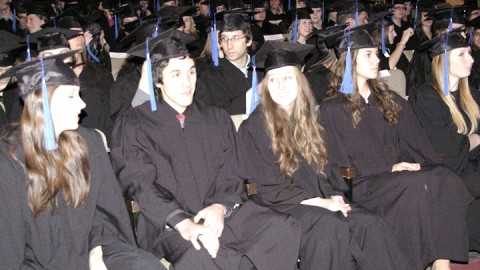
[409,31,480,252]
[0,53,164,269]
[319,29,472,270]
[238,41,408,270]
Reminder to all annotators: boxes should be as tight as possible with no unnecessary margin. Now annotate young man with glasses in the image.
[391,0,413,47]
[195,12,262,115]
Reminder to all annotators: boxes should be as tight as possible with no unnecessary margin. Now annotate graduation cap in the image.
[427,6,469,30]
[28,27,81,52]
[471,16,480,30]
[0,50,80,150]
[0,30,24,67]
[119,15,181,48]
[217,11,251,31]
[417,31,467,96]
[337,0,365,27]
[127,30,195,111]
[57,16,83,29]
[26,2,55,18]
[307,0,324,22]
[42,6,87,28]
[337,28,377,94]
[308,24,348,47]
[254,40,314,71]
[251,0,267,9]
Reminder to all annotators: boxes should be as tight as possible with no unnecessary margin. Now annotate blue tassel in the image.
[321,1,324,23]
[114,15,119,39]
[293,13,298,43]
[413,3,418,31]
[443,51,449,96]
[153,17,162,38]
[146,38,157,111]
[381,19,387,56]
[340,29,353,94]
[86,44,100,63]
[448,9,453,32]
[249,55,259,114]
[208,4,211,17]
[53,17,56,28]
[355,0,358,26]
[469,28,473,45]
[211,14,219,66]
[12,9,16,33]
[288,0,290,10]
[39,57,57,151]
[26,34,31,62]
[156,0,161,12]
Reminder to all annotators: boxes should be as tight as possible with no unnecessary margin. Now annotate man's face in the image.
[156,57,197,114]
[17,12,28,29]
[0,0,10,11]
[219,30,251,63]
[392,4,406,20]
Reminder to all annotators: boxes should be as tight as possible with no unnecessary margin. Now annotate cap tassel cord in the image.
[340,29,353,94]
[249,55,259,114]
[86,44,101,63]
[211,13,219,66]
[39,57,57,151]
[146,38,157,111]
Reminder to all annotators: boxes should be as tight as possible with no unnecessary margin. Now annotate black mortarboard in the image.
[29,27,81,52]
[116,2,139,19]
[427,6,468,25]
[287,7,313,21]
[26,2,54,18]
[161,5,198,17]
[392,0,406,4]
[57,16,83,29]
[251,0,266,9]
[126,29,195,61]
[307,0,323,9]
[254,40,314,71]
[418,30,467,96]
[119,15,182,47]
[308,24,347,48]
[0,50,80,97]
[0,30,24,67]
[0,50,81,150]
[217,11,250,31]
[471,16,480,30]
[42,6,87,28]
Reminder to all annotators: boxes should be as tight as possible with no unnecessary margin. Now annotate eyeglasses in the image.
[220,35,246,43]
[393,6,407,11]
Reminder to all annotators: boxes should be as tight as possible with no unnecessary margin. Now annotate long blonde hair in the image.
[431,53,480,135]
[327,50,402,127]
[4,87,90,216]
[262,67,327,178]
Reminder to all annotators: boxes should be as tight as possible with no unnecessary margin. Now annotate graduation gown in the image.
[238,107,408,270]
[79,63,114,142]
[110,99,301,269]
[109,63,141,120]
[195,57,263,115]
[0,127,164,270]
[305,64,331,104]
[320,93,472,270]
[0,83,22,127]
[409,84,480,251]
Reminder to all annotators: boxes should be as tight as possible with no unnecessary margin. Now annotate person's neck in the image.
[449,76,460,92]
[313,22,322,30]
[392,17,402,27]
[297,35,306,44]
[271,8,281,15]
[256,21,263,27]
[422,25,432,38]
[229,54,248,68]
[357,77,369,99]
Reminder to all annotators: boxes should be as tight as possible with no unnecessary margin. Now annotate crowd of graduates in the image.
[1,0,480,269]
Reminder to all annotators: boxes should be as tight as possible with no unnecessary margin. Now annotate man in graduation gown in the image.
[110,34,301,269]
[195,12,263,115]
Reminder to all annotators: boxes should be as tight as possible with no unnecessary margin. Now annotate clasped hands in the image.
[301,195,352,217]
[174,203,227,258]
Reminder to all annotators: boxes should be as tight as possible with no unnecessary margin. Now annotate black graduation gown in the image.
[305,64,331,104]
[79,63,114,143]
[251,23,265,53]
[320,93,472,270]
[0,127,165,270]
[238,107,409,270]
[392,21,412,47]
[110,99,301,269]
[195,57,264,115]
[378,46,410,75]
[263,10,289,35]
[409,84,480,251]
[109,63,141,120]
[0,83,22,126]
[469,49,480,91]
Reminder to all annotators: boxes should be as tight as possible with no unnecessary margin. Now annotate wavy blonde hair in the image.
[262,67,327,178]
[431,52,480,135]
[4,87,90,216]
[327,50,402,127]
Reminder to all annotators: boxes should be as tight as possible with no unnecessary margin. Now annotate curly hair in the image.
[261,67,328,178]
[327,50,402,127]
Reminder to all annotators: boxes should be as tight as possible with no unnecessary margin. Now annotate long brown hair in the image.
[262,67,328,178]
[327,50,402,127]
[431,53,480,135]
[3,86,90,216]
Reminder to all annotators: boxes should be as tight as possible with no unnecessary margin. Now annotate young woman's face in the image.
[182,16,194,33]
[254,7,266,22]
[355,47,380,80]
[472,29,480,50]
[0,66,12,90]
[449,47,474,80]
[26,14,45,34]
[50,85,86,136]
[298,19,313,38]
[270,0,281,9]
[421,12,433,27]
[267,65,298,113]
[387,25,397,44]
[310,8,322,24]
